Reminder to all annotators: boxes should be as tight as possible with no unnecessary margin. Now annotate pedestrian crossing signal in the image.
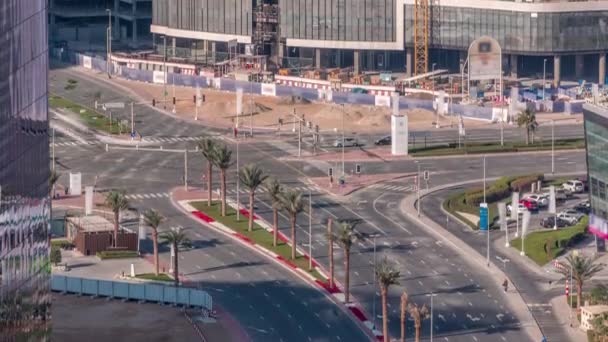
[173,97,176,105]
[152,99,156,107]
[328,168,333,177]
[355,164,361,174]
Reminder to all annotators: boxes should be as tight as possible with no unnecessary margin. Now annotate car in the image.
[562,180,584,193]
[540,216,568,228]
[574,201,591,214]
[507,203,527,216]
[374,136,391,146]
[524,194,549,207]
[334,137,360,148]
[520,198,539,211]
[557,212,579,225]
[555,188,573,201]
[560,209,584,221]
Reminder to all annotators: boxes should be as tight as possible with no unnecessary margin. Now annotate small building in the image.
[66,215,137,256]
[580,305,608,331]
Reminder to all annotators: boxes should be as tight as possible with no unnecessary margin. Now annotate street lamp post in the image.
[426,292,437,342]
[341,104,345,176]
[484,155,490,267]
[163,35,168,109]
[432,63,439,129]
[236,135,240,221]
[250,78,254,138]
[106,9,112,78]
[308,191,312,271]
[184,150,188,191]
[416,161,421,217]
[551,120,555,174]
[543,58,547,101]
[372,235,377,329]
[52,127,56,171]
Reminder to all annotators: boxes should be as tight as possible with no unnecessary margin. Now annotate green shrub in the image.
[510,174,544,193]
[50,247,62,265]
[96,250,139,260]
[51,239,74,250]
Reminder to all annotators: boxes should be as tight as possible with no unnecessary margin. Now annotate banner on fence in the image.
[375,95,391,107]
[213,78,221,90]
[153,71,166,84]
[318,89,333,102]
[83,56,92,69]
[261,83,276,96]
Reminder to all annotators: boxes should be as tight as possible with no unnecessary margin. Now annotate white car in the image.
[557,212,579,225]
[524,194,549,207]
[562,180,584,193]
[560,209,584,221]
[507,203,527,216]
[334,137,360,148]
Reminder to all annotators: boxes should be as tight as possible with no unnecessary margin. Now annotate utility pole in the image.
[341,104,345,176]
[551,120,555,174]
[236,136,240,221]
[172,73,176,114]
[484,155,490,267]
[130,102,134,137]
[163,35,167,109]
[417,161,421,217]
[543,58,547,101]
[250,79,253,138]
[184,150,188,191]
[372,235,377,329]
[308,191,312,271]
[51,127,56,171]
[298,110,302,158]
[106,9,112,78]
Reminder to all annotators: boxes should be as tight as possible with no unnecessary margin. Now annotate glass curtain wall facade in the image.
[584,104,608,242]
[279,0,396,42]
[0,0,51,339]
[405,6,608,54]
[153,0,252,36]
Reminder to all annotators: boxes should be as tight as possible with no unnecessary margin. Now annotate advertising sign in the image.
[153,70,167,84]
[549,186,557,214]
[375,95,391,107]
[69,172,82,196]
[479,202,489,231]
[261,83,277,96]
[498,202,507,231]
[468,36,502,81]
[83,56,92,69]
[511,192,520,220]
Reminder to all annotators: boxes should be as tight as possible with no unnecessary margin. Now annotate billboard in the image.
[468,36,502,81]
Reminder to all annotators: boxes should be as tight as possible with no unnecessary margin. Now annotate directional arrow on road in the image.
[437,314,446,322]
[496,313,504,322]
[466,314,481,322]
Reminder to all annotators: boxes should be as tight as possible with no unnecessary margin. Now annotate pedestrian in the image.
[503,279,509,292]
[64,187,69,196]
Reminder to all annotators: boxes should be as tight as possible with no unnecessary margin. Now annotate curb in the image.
[175,196,382,341]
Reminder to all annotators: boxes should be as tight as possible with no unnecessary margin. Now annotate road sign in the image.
[423,170,430,181]
[479,202,489,231]
[328,167,333,177]
[102,102,125,110]
[355,164,361,174]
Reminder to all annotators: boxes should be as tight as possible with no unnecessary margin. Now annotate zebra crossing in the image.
[141,136,205,143]
[124,192,170,200]
[51,140,97,147]
[367,183,413,192]
[226,185,319,194]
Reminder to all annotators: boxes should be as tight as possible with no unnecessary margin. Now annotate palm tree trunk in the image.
[577,279,583,309]
[382,287,389,342]
[290,215,297,260]
[220,169,226,216]
[206,163,212,206]
[173,243,179,287]
[525,127,530,145]
[415,324,420,342]
[272,209,278,247]
[248,192,254,232]
[401,298,407,342]
[152,229,159,276]
[327,218,334,289]
[114,211,119,248]
[344,249,350,303]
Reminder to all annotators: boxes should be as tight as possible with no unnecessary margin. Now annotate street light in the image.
[341,103,345,177]
[495,255,510,271]
[483,155,490,267]
[308,191,313,271]
[106,9,112,78]
[543,58,547,101]
[370,234,380,329]
[426,292,438,342]
[162,35,168,109]
[432,63,438,129]
[551,119,555,174]
[416,161,421,217]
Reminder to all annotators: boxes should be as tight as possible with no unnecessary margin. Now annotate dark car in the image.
[374,136,391,146]
[540,216,568,228]
[574,201,590,214]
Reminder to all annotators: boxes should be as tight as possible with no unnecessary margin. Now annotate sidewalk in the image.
[400,188,544,342]
[308,172,415,197]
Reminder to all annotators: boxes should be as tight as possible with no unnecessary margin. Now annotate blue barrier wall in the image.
[51,275,213,311]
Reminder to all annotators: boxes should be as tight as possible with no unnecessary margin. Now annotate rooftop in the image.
[67,215,114,233]
[582,305,608,315]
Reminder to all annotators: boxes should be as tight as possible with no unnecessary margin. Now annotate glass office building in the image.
[0,0,51,339]
[584,103,608,247]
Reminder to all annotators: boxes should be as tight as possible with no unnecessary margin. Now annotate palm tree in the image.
[556,254,605,309]
[49,170,60,198]
[326,218,335,289]
[408,303,430,342]
[376,257,401,342]
[264,177,283,247]
[143,209,165,276]
[280,189,304,260]
[160,228,191,287]
[332,221,360,303]
[104,190,129,247]
[239,164,268,231]
[198,138,217,207]
[516,108,539,145]
[592,312,608,340]
[400,292,409,342]
[212,143,233,216]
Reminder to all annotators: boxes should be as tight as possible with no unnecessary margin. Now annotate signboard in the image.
[391,115,408,156]
[153,70,167,84]
[479,202,489,231]
[498,202,507,231]
[83,56,92,69]
[511,192,520,220]
[261,83,277,96]
[85,186,94,215]
[392,94,400,116]
[375,95,391,107]
[468,36,502,81]
[69,172,82,196]
[103,102,125,110]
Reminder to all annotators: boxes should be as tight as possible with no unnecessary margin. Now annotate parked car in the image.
[562,180,585,193]
[574,201,591,214]
[555,188,574,201]
[540,216,568,228]
[507,203,527,216]
[520,198,539,211]
[560,209,584,221]
[524,194,549,207]
[557,212,579,225]
[334,137,360,147]
[374,136,391,146]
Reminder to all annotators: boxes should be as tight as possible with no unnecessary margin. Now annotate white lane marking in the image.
[372,193,411,235]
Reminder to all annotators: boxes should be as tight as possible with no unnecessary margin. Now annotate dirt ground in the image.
[111,76,499,133]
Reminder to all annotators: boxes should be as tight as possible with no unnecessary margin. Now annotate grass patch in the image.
[51,238,74,249]
[96,250,139,260]
[135,273,173,282]
[510,216,588,266]
[410,139,585,157]
[49,94,125,135]
[191,201,325,281]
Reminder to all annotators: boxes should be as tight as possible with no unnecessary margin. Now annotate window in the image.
[592,177,599,197]
[599,181,606,200]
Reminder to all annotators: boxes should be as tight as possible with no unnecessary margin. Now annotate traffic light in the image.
[355,164,361,174]
[328,167,333,177]
[172,97,176,105]
[152,99,156,107]
[193,95,197,103]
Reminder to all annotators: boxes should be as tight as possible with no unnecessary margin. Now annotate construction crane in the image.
[414,0,429,76]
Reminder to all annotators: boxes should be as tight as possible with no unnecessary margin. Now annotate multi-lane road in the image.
[50,65,587,342]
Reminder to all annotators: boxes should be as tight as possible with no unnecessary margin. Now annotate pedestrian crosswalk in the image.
[368,183,413,192]
[226,185,319,194]
[141,136,205,143]
[124,192,170,200]
[51,140,97,147]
